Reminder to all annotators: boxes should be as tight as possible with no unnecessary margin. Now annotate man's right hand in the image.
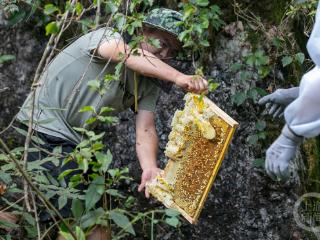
[175,75,208,94]
[258,87,299,118]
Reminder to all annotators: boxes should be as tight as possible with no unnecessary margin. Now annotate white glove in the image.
[258,87,299,118]
[265,125,303,180]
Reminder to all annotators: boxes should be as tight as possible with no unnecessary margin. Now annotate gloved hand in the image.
[265,125,303,180]
[258,87,299,118]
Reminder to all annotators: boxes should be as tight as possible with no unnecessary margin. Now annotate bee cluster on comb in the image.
[147,93,238,224]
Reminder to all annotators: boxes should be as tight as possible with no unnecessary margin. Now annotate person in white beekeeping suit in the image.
[258,1,320,180]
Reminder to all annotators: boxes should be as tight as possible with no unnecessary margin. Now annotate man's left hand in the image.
[138,167,162,198]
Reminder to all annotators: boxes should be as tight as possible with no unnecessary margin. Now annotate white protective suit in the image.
[284,2,320,138]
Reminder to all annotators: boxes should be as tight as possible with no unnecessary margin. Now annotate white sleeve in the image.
[284,66,320,138]
[306,2,320,67]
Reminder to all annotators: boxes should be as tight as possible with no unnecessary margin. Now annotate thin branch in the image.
[0,196,24,212]
[22,0,77,215]
[95,0,101,28]
[30,192,41,240]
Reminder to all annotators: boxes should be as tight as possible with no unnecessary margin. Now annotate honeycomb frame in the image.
[147,93,238,224]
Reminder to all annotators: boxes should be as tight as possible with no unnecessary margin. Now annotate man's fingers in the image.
[198,80,206,93]
[138,178,146,192]
[145,187,150,198]
[194,80,201,93]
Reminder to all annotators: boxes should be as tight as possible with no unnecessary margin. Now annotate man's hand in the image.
[258,87,299,118]
[175,75,208,94]
[265,125,302,181]
[138,167,162,198]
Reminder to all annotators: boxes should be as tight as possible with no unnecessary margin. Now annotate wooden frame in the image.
[147,94,238,224]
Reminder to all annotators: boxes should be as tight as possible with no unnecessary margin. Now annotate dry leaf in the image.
[0,183,7,195]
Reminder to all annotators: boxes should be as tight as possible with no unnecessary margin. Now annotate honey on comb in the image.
[147,93,238,224]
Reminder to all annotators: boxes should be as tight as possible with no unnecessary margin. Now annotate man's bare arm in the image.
[135,110,161,198]
[97,39,208,93]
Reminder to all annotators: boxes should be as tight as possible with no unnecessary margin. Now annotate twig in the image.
[0,196,24,212]
[30,192,41,240]
[95,0,101,27]
[40,218,73,240]
[0,138,77,240]
[22,0,77,216]
[0,113,17,135]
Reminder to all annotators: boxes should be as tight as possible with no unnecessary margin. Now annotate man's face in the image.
[140,26,182,61]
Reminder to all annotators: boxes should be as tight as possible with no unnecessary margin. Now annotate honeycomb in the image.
[147,93,238,224]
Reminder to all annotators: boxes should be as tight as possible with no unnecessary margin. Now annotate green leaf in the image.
[7,10,26,26]
[272,37,282,48]
[295,52,305,65]
[255,120,266,131]
[165,209,180,217]
[208,82,219,92]
[0,154,8,161]
[232,92,247,106]
[0,172,12,184]
[73,127,87,133]
[258,66,271,78]
[45,21,59,36]
[108,168,119,178]
[114,13,126,31]
[281,56,293,67]
[72,199,84,219]
[79,106,95,113]
[196,0,209,7]
[22,212,36,225]
[44,4,59,15]
[247,134,259,145]
[80,208,105,228]
[79,158,89,173]
[105,2,118,14]
[200,39,210,47]
[0,55,15,64]
[85,117,97,125]
[106,189,125,198]
[97,116,118,124]
[58,195,68,210]
[165,217,179,227]
[87,80,100,92]
[100,107,114,114]
[247,88,259,101]
[95,150,112,173]
[239,71,252,82]
[58,169,76,180]
[90,132,105,141]
[13,127,45,145]
[124,196,136,208]
[230,63,242,72]
[252,158,265,168]
[85,176,105,211]
[75,2,83,16]
[109,210,135,235]
[147,37,161,49]
[0,220,19,230]
[76,226,86,240]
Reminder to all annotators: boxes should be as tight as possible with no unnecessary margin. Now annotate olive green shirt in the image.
[17,28,160,144]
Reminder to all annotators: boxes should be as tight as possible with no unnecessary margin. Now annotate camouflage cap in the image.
[143,8,184,38]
